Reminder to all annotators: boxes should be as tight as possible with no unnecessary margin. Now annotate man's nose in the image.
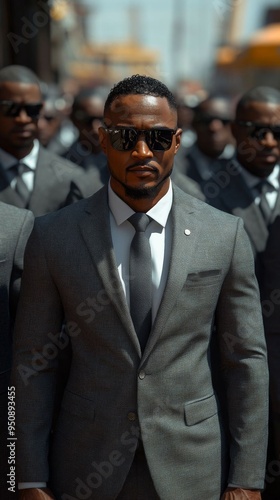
[132,135,153,157]
[209,118,224,132]
[15,108,32,122]
[260,130,278,147]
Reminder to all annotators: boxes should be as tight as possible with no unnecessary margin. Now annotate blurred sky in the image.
[81,0,280,89]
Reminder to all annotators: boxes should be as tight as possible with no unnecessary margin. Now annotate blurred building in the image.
[0,0,159,90]
[0,0,51,80]
[69,40,159,87]
[214,5,280,95]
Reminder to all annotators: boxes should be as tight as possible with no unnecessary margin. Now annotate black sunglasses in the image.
[103,127,177,151]
[0,100,43,119]
[194,115,231,126]
[74,110,103,125]
[236,120,280,141]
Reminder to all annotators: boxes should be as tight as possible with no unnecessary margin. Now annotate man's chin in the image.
[125,173,172,199]
[247,163,276,178]
[124,184,162,200]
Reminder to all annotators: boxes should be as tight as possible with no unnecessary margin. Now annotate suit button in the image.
[139,371,146,379]
[127,412,137,421]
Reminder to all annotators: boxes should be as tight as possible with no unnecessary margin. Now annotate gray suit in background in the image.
[0,202,34,498]
[0,146,96,217]
[12,185,268,500]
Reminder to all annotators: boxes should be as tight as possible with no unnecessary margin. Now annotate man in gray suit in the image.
[204,86,280,499]
[0,65,97,216]
[204,86,280,264]
[0,202,34,499]
[174,94,235,193]
[13,75,268,500]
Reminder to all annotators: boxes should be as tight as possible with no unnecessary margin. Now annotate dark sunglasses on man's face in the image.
[0,100,43,119]
[194,115,231,126]
[103,127,177,151]
[80,115,104,126]
[73,110,103,126]
[236,120,280,141]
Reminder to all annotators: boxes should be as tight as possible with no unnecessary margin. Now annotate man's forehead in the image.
[0,81,41,97]
[237,100,280,119]
[105,94,176,124]
[109,94,169,111]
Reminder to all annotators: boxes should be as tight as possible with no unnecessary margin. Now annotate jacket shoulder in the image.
[38,146,85,177]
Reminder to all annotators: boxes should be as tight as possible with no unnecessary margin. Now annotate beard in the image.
[110,168,173,199]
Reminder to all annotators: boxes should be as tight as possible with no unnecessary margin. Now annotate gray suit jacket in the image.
[0,202,34,393]
[204,162,280,286]
[12,185,268,499]
[0,146,89,216]
[174,143,229,188]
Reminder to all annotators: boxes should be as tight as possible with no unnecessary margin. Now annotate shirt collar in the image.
[108,179,173,228]
[0,139,40,171]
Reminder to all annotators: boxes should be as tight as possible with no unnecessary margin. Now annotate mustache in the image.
[127,161,157,170]
[12,126,34,132]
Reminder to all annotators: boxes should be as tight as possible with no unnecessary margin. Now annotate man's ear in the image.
[174,128,182,154]
[98,127,108,154]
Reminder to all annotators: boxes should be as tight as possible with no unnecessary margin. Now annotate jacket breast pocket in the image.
[61,390,95,420]
[186,270,222,288]
[184,393,218,426]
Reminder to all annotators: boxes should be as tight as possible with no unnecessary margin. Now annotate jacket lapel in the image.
[217,171,268,253]
[27,147,56,212]
[0,166,26,208]
[271,173,280,224]
[77,187,141,354]
[141,187,203,362]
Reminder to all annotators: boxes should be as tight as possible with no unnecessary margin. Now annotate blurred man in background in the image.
[174,94,235,191]
[0,65,93,216]
[62,87,109,186]
[38,83,77,156]
[205,86,280,500]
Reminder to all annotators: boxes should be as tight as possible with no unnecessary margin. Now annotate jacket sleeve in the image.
[215,217,269,489]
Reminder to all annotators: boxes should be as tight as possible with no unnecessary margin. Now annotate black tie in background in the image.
[256,180,272,225]
[128,213,152,352]
[12,163,30,205]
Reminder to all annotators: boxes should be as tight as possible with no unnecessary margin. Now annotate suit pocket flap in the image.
[61,390,95,419]
[184,394,218,426]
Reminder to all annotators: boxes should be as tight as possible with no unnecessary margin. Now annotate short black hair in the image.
[72,86,107,112]
[0,65,40,87]
[236,86,280,115]
[104,74,177,113]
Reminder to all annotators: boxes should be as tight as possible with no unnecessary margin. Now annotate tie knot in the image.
[11,162,28,176]
[128,213,150,232]
[256,179,270,194]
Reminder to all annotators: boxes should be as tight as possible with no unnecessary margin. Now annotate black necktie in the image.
[12,161,30,206]
[256,180,272,225]
[11,163,30,205]
[128,213,152,352]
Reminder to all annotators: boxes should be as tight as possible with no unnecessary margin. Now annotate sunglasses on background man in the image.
[235,120,280,141]
[0,100,43,119]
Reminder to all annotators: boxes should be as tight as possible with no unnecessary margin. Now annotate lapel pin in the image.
[184,229,191,235]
